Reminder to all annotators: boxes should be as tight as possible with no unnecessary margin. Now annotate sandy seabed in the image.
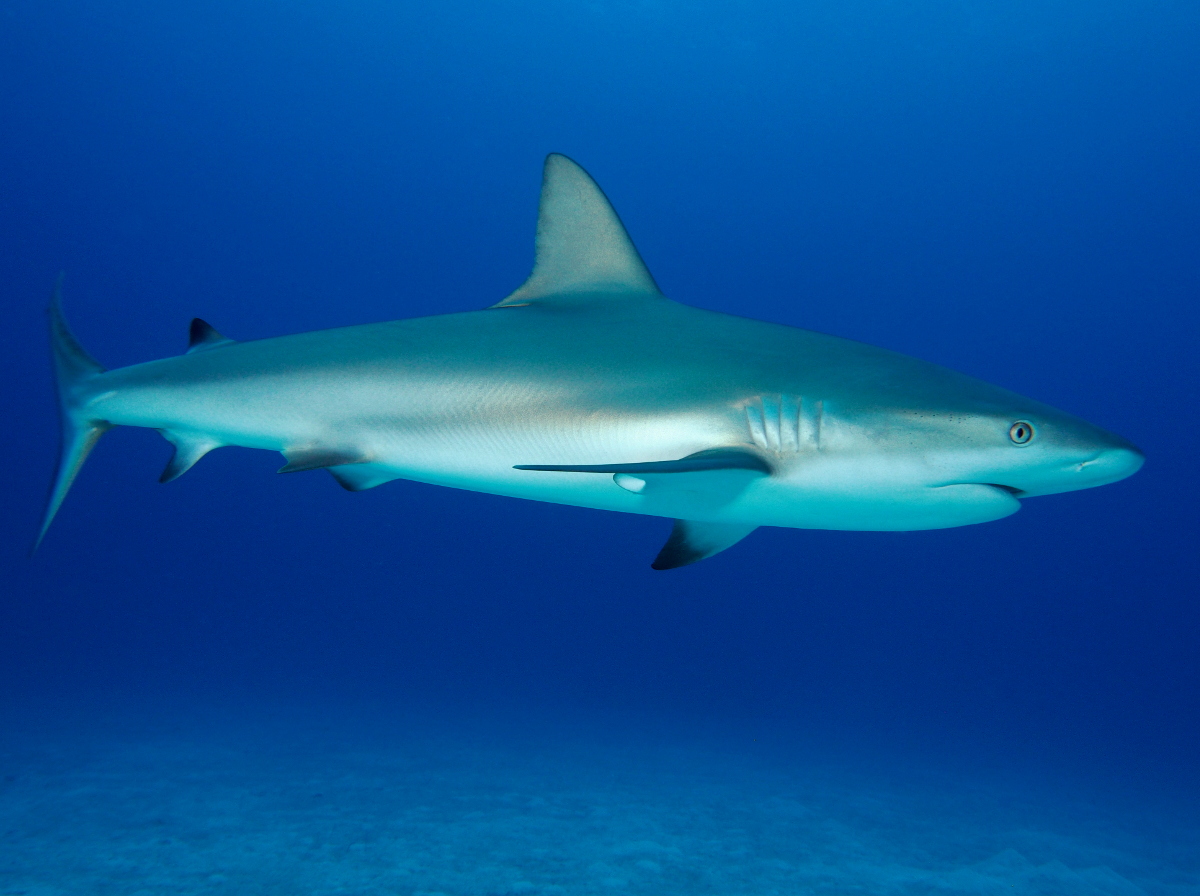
[0,708,1195,896]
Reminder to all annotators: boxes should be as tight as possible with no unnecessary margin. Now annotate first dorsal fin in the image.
[492,154,664,308]
[187,318,235,353]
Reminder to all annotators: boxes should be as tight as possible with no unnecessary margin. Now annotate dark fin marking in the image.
[491,153,663,308]
[187,318,235,353]
[36,277,110,552]
[158,431,220,483]
[651,519,758,570]
[278,447,370,474]
[514,448,770,476]
[326,464,397,492]
[36,421,110,552]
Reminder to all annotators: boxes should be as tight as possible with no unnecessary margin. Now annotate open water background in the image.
[0,2,1197,892]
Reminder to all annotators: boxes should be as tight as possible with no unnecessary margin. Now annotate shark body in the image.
[39,155,1143,567]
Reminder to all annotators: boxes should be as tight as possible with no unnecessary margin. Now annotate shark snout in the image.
[1068,420,1144,484]
[1075,444,1144,485]
[1012,431,1144,497]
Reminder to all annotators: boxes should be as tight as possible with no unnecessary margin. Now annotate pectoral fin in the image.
[517,447,769,513]
[652,519,757,570]
[514,448,770,476]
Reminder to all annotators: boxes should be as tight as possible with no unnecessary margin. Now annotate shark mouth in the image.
[933,482,1027,499]
[980,483,1026,498]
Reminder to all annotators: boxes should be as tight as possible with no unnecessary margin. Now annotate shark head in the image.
[799,345,1145,529]
[924,403,1145,500]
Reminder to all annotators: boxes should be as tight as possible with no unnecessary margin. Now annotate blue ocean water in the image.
[1,1,1197,893]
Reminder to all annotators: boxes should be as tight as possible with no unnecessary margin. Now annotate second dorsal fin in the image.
[492,154,664,308]
[187,318,235,353]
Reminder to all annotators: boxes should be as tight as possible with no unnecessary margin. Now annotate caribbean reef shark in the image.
[38,154,1143,568]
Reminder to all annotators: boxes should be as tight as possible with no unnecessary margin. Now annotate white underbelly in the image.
[95,380,1020,532]
[368,442,1022,532]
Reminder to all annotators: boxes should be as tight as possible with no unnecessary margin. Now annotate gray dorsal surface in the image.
[493,154,663,307]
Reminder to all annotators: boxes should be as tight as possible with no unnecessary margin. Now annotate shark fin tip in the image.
[652,519,758,570]
[187,318,235,353]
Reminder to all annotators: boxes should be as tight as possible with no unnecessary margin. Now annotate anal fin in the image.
[652,520,757,570]
[158,432,221,483]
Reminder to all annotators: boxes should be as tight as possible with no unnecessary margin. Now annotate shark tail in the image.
[35,279,110,551]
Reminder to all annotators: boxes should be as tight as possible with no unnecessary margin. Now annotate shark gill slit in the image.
[746,395,806,455]
[781,394,800,452]
[764,397,781,451]
[745,404,767,449]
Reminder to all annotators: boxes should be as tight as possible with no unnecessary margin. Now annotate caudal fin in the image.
[34,279,109,551]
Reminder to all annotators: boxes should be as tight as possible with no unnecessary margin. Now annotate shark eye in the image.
[1009,421,1034,445]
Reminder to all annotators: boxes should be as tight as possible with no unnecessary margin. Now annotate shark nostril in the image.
[984,483,1026,497]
